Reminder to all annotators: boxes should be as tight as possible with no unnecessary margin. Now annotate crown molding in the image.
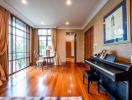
[57,27,82,30]
[34,25,81,30]
[34,25,57,29]
[0,0,34,27]
[81,0,109,29]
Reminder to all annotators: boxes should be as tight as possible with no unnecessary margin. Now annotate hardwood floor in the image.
[0,63,110,100]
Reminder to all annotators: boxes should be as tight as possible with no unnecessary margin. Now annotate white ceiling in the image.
[0,0,108,29]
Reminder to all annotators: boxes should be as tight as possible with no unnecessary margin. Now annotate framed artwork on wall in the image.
[103,0,130,45]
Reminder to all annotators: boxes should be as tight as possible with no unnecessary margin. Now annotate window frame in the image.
[8,15,30,75]
[38,29,52,56]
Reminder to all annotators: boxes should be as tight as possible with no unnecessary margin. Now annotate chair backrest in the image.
[50,51,56,57]
[105,54,116,62]
[34,51,38,59]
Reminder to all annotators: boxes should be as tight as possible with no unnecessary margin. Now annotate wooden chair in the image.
[34,52,45,70]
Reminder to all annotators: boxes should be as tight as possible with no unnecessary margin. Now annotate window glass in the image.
[9,26,11,33]
[48,41,52,46]
[8,54,12,61]
[16,53,25,59]
[26,33,30,39]
[8,34,12,54]
[48,36,52,41]
[38,29,52,56]
[13,61,16,73]
[13,35,16,53]
[12,17,15,27]
[48,29,51,35]
[8,62,12,74]
[16,36,24,52]
[16,29,24,37]
[16,19,26,31]
[39,36,46,40]
[38,29,47,35]
[16,59,25,70]
[8,15,30,75]
[12,27,15,35]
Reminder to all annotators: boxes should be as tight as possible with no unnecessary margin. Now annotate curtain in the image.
[29,27,34,65]
[0,6,10,81]
[50,29,62,65]
[0,64,6,81]
[32,29,39,65]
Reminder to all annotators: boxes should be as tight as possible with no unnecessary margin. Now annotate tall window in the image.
[8,15,30,75]
[38,29,52,56]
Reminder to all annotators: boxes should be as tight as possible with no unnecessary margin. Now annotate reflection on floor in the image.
[0,63,110,100]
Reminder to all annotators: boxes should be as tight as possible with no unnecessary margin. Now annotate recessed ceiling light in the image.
[66,0,72,6]
[66,21,70,25]
[21,0,28,5]
[41,21,44,25]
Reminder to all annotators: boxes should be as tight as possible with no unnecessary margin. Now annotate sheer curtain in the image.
[50,29,62,65]
[0,6,10,81]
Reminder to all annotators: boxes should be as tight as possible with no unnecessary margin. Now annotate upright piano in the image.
[85,56,132,100]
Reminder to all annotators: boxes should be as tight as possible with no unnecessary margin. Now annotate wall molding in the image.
[81,0,109,29]
[0,0,34,27]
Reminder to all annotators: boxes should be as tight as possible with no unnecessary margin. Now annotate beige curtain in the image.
[0,6,10,81]
[32,29,39,65]
[0,64,6,81]
[50,29,62,65]
[29,27,34,65]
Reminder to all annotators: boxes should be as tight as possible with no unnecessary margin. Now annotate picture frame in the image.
[103,0,130,45]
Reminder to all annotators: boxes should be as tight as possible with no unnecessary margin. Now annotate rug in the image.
[0,97,82,100]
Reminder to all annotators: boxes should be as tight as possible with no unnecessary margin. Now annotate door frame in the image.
[65,32,77,63]
[84,26,94,59]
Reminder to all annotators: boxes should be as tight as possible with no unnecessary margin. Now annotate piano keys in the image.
[85,55,132,100]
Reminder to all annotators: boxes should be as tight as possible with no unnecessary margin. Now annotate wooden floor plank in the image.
[0,63,110,100]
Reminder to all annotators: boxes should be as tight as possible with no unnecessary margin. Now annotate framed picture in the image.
[104,0,130,45]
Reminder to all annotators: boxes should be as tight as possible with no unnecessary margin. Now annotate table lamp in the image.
[46,45,52,56]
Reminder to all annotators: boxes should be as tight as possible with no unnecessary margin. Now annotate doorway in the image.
[66,42,72,58]
[84,26,94,59]
[66,32,76,63]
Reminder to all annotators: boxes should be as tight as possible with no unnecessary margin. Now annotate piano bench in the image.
[83,70,100,93]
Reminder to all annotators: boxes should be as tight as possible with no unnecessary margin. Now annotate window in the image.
[8,15,30,75]
[38,29,52,56]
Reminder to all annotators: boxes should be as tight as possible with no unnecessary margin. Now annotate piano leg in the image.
[97,81,100,93]
[129,81,132,100]
[88,80,100,94]
[83,74,85,84]
[88,80,90,93]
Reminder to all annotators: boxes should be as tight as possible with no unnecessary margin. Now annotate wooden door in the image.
[84,26,94,59]
[66,42,72,58]
[74,34,77,63]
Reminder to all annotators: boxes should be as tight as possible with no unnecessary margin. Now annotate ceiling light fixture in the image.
[41,21,44,25]
[66,0,72,6]
[21,0,28,5]
[66,21,70,25]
